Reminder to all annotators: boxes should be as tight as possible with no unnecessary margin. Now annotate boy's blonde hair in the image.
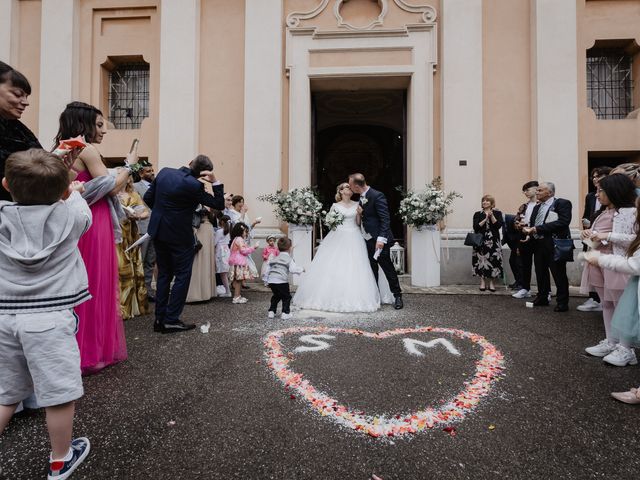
[5,149,69,205]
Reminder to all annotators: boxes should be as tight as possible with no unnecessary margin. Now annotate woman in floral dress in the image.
[472,195,504,291]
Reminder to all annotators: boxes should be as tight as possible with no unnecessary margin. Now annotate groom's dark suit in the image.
[360,187,402,298]
[144,166,224,329]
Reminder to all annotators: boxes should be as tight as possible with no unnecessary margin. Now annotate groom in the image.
[349,173,403,309]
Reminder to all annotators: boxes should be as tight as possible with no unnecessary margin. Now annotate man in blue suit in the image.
[349,173,403,309]
[144,155,224,333]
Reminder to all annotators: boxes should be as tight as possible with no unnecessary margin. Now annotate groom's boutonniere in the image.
[360,197,368,206]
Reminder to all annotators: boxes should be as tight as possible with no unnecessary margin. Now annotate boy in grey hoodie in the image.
[0,149,92,480]
[266,237,304,319]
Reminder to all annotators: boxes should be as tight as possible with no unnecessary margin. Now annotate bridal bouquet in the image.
[398,177,461,228]
[258,187,323,226]
[322,209,345,230]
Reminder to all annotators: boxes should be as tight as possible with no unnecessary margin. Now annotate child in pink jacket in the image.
[228,222,258,303]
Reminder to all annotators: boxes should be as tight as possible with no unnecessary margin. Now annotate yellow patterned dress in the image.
[116,191,150,319]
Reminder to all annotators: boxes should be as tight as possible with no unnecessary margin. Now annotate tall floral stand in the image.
[289,224,313,286]
[410,225,441,287]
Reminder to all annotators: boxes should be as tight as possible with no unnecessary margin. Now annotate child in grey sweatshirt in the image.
[266,237,304,319]
[0,149,92,479]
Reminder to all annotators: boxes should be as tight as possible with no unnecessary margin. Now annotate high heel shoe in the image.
[488,287,496,292]
[479,287,486,291]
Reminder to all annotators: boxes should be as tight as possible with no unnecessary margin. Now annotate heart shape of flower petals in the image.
[264,326,505,438]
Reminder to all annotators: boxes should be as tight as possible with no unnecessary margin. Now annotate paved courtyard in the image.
[1,292,639,479]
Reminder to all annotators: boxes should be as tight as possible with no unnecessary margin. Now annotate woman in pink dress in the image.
[581,174,637,363]
[55,102,133,374]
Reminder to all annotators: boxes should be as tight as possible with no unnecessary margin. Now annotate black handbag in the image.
[553,238,574,262]
[464,232,484,248]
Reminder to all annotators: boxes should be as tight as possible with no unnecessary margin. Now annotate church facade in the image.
[2,0,640,283]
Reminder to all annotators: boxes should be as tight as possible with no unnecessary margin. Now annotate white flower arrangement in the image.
[323,209,345,231]
[258,187,323,226]
[398,177,461,228]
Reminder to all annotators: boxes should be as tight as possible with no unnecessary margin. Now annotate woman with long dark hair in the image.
[55,101,133,374]
[582,173,637,366]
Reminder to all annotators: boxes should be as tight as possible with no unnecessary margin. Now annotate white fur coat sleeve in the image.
[598,249,640,275]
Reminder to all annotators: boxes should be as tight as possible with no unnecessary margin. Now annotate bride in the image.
[292,182,394,312]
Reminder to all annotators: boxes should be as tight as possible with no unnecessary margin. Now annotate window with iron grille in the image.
[587,48,633,119]
[108,63,149,129]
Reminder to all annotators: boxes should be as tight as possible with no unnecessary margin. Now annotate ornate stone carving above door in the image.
[286,0,437,33]
[334,0,386,31]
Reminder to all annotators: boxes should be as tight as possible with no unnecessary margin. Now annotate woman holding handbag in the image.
[472,195,504,292]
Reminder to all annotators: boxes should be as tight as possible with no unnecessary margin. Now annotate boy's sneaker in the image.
[218,292,232,298]
[216,285,226,295]
[577,298,603,312]
[281,313,292,320]
[268,311,275,319]
[512,289,531,299]
[585,339,617,357]
[48,437,90,480]
[603,345,638,367]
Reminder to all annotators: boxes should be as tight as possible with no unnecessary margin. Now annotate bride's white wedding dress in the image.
[292,202,394,313]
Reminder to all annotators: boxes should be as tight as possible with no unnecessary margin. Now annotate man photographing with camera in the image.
[143,155,224,333]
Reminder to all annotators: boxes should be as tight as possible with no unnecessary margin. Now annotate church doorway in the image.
[311,90,407,242]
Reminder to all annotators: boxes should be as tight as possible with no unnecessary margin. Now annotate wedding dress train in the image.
[292,202,394,313]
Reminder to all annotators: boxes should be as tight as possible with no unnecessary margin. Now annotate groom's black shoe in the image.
[153,319,163,333]
[394,295,404,310]
[161,321,196,334]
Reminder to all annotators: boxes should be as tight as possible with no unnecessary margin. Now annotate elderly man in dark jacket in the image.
[523,182,573,312]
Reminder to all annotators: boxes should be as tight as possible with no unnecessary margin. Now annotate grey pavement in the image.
[1,292,638,480]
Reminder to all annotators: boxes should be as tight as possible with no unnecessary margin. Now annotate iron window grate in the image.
[587,49,633,120]
[108,63,149,129]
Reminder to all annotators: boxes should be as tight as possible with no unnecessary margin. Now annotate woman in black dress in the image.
[472,195,504,292]
[0,61,42,201]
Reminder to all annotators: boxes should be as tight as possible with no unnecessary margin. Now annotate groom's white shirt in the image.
[360,186,387,245]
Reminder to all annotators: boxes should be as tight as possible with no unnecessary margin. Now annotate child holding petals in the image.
[228,222,258,304]
[261,235,280,285]
[585,197,640,403]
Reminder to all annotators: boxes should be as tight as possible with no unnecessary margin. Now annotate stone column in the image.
[38,0,76,148]
[157,0,200,169]
[244,0,283,233]
[441,0,484,229]
[0,0,16,63]
[531,0,579,219]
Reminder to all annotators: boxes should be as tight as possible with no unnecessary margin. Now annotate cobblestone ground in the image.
[1,292,638,480]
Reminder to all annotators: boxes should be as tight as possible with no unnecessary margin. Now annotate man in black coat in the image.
[144,155,224,333]
[348,173,403,309]
[523,182,573,312]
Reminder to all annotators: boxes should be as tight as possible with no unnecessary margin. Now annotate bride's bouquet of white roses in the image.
[322,208,345,231]
[258,187,323,226]
[398,177,461,228]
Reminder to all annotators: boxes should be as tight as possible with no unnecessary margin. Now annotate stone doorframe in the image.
[286,24,438,193]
